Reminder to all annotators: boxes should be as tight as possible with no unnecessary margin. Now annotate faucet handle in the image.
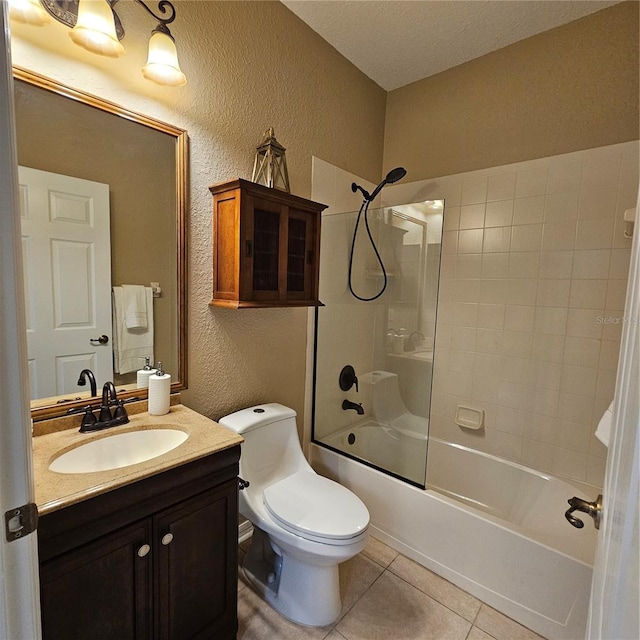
[113,400,129,421]
[79,406,97,432]
[339,365,359,393]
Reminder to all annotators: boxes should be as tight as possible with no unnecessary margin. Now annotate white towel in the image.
[595,401,614,448]
[121,284,148,329]
[112,286,154,374]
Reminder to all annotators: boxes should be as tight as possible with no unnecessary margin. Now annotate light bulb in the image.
[69,0,124,58]
[8,0,50,26]
[141,29,187,87]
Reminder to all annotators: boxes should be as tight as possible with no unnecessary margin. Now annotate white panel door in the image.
[587,200,639,640]
[0,5,41,637]
[19,166,112,399]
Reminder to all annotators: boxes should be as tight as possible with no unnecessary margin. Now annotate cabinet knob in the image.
[161,533,174,546]
[137,544,151,557]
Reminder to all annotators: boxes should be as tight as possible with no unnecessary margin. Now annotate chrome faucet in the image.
[342,399,364,415]
[77,368,97,397]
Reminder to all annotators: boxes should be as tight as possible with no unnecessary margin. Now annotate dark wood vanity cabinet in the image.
[210,178,327,308]
[38,446,240,640]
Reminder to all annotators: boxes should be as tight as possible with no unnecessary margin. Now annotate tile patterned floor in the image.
[237,536,546,640]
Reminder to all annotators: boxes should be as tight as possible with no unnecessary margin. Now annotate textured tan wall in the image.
[384,2,640,180]
[10,1,386,425]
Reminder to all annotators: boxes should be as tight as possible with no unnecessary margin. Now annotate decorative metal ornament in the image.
[251,127,290,192]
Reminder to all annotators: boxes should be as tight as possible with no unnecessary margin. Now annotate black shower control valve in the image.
[339,365,359,393]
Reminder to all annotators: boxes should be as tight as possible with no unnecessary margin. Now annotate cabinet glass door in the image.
[287,215,307,292]
[252,208,280,292]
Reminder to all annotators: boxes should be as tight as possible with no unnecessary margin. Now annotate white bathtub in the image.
[311,430,600,640]
[321,420,427,486]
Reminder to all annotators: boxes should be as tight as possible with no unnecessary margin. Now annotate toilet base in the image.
[243,527,342,627]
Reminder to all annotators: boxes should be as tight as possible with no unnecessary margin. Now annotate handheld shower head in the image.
[351,167,407,204]
[351,166,407,204]
[385,166,407,184]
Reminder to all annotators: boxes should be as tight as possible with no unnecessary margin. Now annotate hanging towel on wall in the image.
[595,401,614,448]
[121,284,148,329]
[112,286,154,374]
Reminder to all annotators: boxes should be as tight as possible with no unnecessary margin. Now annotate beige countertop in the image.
[33,404,243,516]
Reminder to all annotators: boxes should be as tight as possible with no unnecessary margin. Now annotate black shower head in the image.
[351,167,407,203]
[368,166,407,202]
[385,167,407,184]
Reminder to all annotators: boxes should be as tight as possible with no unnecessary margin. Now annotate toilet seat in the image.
[263,472,369,545]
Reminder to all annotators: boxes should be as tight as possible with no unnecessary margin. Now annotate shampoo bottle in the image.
[148,361,171,415]
[136,356,157,388]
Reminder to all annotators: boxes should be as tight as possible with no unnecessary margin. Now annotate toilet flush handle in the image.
[238,477,250,491]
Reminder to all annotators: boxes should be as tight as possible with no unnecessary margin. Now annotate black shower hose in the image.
[347,198,388,301]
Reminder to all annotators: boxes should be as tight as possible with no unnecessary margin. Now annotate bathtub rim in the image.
[315,420,601,500]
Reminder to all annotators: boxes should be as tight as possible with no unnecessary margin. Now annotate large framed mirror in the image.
[13,67,188,421]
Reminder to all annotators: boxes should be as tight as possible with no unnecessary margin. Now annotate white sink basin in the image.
[49,429,188,474]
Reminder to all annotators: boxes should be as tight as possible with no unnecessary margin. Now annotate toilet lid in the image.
[263,472,369,541]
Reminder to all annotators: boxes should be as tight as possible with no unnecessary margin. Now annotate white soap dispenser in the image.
[148,361,171,415]
[136,356,157,388]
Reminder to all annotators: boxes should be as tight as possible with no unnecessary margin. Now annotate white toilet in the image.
[219,403,370,626]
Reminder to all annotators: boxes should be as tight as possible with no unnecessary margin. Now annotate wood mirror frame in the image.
[13,67,188,421]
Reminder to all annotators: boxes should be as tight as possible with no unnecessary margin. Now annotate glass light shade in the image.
[8,0,50,26]
[141,30,187,87]
[69,0,124,58]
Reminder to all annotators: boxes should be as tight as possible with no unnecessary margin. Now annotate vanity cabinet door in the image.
[39,520,152,640]
[154,479,238,640]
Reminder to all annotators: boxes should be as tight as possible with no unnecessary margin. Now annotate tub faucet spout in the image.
[342,399,364,415]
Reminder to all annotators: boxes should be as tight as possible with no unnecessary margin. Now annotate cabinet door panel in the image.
[155,480,238,640]
[40,521,152,640]
[286,214,307,292]
[252,206,281,292]
[286,209,317,301]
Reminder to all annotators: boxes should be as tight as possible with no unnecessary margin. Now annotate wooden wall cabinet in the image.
[210,178,326,308]
[38,447,240,640]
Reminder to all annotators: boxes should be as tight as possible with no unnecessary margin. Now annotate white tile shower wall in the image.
[384,141,639,487]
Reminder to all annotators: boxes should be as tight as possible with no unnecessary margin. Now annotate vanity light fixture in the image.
[9,0,187,87]
[8,0,51,25]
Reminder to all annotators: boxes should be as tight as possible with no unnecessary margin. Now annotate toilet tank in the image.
[219,403,311,488]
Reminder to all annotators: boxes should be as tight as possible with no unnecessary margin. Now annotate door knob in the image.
[90,334,109,345]
[565,494,603,530]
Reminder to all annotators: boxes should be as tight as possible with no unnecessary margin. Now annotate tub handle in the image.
[565,495,602,530]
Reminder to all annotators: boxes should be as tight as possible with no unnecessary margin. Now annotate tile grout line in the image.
[385,560,482,625]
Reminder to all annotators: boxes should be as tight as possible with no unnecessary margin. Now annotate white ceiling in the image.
[281,1,624,91]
